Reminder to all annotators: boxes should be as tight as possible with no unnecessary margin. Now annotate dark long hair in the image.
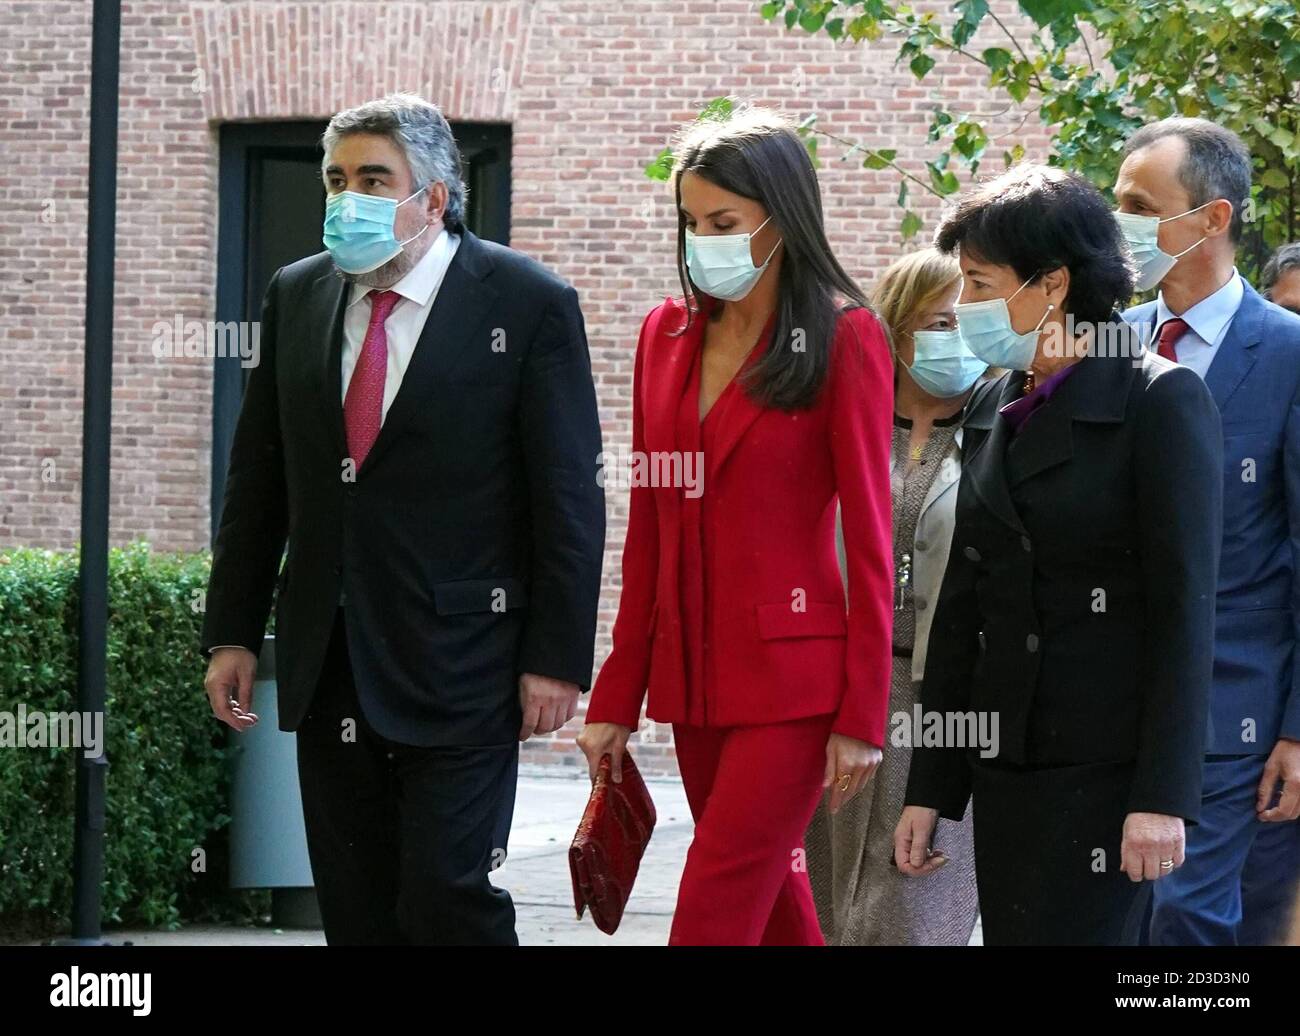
[671,105,872,410]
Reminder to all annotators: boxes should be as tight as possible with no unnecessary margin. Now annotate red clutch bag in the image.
[569,752,657,935]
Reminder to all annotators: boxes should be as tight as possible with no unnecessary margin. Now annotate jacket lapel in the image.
[317,230,500,476]
[1203,281,1263,412]
[1006,346,1131,488]
[966,371,1028,534]
[314,267,350,461]
[642,299,702,458]
[920,377,999,517]
[917,432,960,522]
[360,230,499,474]
[1004,374,1078,488]
[707,306,780,479]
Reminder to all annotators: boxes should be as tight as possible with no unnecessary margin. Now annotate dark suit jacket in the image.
[1125,281,1300,754]
[201,230,605,747]
[905,324,1223,823]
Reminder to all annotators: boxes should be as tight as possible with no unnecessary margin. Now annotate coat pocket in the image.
[755,601,847,640]
[432,576,528,616]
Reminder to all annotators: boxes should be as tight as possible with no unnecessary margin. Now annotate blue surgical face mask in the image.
[904,328,988,398]
[954,275,1054,371]
[685,214,782,301]
[323,187,430,274]
[1114,201,1215,292]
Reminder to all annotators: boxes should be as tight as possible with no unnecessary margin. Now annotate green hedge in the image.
[0,542,267,941]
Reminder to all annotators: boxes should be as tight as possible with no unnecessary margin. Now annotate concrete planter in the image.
[228,635,320,927]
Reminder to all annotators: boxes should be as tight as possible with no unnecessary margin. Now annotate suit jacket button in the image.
[915,539,929,552]
[1026,633,1039,653]
[963,546,981,562]
[915,596,928,611]
[1021,536,1032,552]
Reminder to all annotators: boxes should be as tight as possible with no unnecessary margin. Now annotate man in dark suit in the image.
[1118,117,1300,945]
[200,94,605,945]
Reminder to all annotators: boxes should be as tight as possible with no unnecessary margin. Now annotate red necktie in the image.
[344,289,402,469]
[1154,316,1189,363]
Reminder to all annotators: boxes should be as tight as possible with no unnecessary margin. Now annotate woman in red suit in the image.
[578,105,895,945]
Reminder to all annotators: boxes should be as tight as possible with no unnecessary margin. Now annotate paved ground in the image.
[95,772,979,946]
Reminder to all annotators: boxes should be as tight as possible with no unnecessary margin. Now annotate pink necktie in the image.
[344,289,401,468]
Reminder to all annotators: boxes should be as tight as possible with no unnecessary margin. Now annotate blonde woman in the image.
[805,248,986,945]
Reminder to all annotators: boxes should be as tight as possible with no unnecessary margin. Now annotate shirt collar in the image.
[997,359,1081,429]
[1155,267,1244,345]
[347,227,456,310]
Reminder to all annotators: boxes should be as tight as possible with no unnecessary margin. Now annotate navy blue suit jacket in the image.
[1126,281,1300,754]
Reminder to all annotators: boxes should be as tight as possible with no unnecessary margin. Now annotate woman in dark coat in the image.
[894,164,1224,945]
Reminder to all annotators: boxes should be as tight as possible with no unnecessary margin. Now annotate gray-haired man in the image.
[1261,242,1300,315]
[200,94,605,944]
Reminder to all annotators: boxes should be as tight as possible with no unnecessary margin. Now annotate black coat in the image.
[201,231,606,747]
[905,332,1223,825]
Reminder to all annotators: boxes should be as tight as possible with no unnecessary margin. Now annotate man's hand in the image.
[894,804,947,876]
[1257,737,1300,822]
[518,672,579,741]
[823,732,881,814]
[1121,812,1185,881]
[204,646,259,732]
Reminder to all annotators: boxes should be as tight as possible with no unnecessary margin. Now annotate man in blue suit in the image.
[1116,117,1300,945]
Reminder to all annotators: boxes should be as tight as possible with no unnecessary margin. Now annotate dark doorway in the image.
[211,119,512,532]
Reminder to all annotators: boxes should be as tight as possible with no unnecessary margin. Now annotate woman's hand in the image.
[894,805,948,877]
[577,721,633,783]
[823,733,881,813]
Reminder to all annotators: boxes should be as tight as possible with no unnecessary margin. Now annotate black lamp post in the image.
[56,0,121,947]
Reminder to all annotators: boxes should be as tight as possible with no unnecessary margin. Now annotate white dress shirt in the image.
[342,227,461,421]
[1152,267,1245,380]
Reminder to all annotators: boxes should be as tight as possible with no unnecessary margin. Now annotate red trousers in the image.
[668,714,834,946]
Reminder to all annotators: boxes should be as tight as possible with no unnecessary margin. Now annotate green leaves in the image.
[863,147,898,170]
[637,2,1289,266]
[646,0,1299,270]
[952,119,989,165]
[644,147,674,183]
[644,97,737,182]
[953,0,990,48]
[983,46,1014,72]
[1019,0,1097,29]
[926,155,961,195]
[0,543,263,936]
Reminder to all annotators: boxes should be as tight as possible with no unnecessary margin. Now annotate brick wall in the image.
[0,0,1052,775]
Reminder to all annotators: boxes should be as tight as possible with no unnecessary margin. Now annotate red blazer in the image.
[586,296,894,745]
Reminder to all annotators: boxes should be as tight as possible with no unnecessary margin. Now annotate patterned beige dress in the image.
[805,414,979,945]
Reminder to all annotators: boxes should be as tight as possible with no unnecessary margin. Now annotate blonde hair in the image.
[871,248,961,342]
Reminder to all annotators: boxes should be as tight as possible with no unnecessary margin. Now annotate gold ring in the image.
[838,773,852,792]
